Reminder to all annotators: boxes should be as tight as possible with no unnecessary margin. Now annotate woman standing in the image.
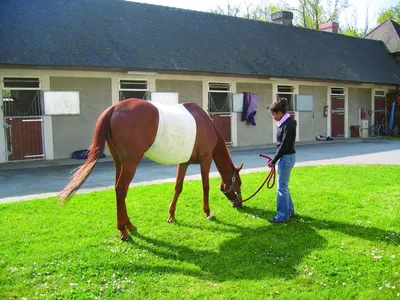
[267,98,297,223]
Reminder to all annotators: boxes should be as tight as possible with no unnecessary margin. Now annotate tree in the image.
[293,0,323,29]
[210,0,349,30]
[377,3,400,24]
[210,2,242,17]
[243,2,284,22]
[209,0,372,38]
[325,0,350,24]
[209,1,286,22]
[292,0,350,30]
[341,7,371,38]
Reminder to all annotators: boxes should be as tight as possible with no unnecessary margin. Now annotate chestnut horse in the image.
[59,98,243,241]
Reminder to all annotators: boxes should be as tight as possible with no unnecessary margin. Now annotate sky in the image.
[129,0,399,30]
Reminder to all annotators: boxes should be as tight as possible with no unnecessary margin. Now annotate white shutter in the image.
[42,91,80,115]
[150,92,179,105]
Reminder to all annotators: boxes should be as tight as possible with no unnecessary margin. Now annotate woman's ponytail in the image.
[268,97,288,114]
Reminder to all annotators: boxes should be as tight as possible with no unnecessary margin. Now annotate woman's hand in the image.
[268,161,275,168]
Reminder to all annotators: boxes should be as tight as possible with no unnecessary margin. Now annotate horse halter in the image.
[221,169,242,205]
[222,154,276,208]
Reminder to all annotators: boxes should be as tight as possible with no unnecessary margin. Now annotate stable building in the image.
[1,0,400,164]
[366,19,400,63]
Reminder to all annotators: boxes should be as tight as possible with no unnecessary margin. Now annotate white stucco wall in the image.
[50,77,112,159]
[348,87,372,136]
[155,79,203,107]
[236,83,273,146]
[0,67,394,164]
[298,85,328,139]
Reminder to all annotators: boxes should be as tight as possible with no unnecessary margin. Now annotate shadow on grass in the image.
[121,210,325,281]
[116,205,400,282]
[237,206,400,246]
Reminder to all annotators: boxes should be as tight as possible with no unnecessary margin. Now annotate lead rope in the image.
[233,154,276,206]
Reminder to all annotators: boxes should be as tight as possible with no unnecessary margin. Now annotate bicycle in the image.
[369,119,387,137]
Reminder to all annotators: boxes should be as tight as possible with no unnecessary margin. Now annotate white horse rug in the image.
[144,102,197,165]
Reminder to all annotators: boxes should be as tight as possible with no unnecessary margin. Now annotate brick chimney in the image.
[271,11,293,26]
[319,21,339,33]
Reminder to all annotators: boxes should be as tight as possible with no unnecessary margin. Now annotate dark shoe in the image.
[289,213,296,218]
[268,217,287,223]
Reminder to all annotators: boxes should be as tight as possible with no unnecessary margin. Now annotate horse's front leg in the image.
[200,157,213,219]
[168,163,189,223]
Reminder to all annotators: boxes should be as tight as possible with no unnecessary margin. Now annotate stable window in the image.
[277,85,295,94]
[208,82,231,113]
[2,77,41,89]
[2,90,42,116]
[2,77,42,117]
[209,82,231,93]
[277,85,295,112]
[374,89,386,97]
[330,87,345,96]
[120,80,148,91]
[119,80,148,101]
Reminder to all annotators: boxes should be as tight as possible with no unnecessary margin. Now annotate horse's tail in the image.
[59,106,115,205]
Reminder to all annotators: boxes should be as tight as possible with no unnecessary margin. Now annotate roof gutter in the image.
[0,63,399,87]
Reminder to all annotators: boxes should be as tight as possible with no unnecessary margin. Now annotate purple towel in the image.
[246,93,257,126]
[241,93,250,122]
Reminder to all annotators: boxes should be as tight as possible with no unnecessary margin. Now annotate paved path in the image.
[0,140,399,204]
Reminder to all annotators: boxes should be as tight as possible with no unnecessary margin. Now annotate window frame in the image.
[2,76,41,90]
[330,87,345,96]
[374,89,386,97]
[276,84,296,112]
[208,82,231,93]
[119,79,149,92]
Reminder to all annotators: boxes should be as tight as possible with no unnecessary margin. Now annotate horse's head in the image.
[220,163,244,207]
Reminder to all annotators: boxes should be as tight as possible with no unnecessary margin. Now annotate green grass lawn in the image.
[0,165,399,299]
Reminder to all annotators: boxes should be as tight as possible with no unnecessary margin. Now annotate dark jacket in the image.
[272,118,297,164]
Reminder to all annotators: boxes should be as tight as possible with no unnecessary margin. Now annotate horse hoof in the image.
[206,213,214,220]
[167,217,176,223]
[121,235,132,242]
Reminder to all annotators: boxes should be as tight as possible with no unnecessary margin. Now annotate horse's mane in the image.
[212,125,235,180]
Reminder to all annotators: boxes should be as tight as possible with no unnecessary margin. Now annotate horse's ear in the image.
[237,163,244,172]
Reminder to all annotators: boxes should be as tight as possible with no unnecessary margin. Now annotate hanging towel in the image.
[246,93,258,126]
[241,93,250,122]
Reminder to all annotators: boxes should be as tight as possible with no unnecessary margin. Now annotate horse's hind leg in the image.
[115,162,138,241]
[108,142,135,234]
[107,140,122,192]
[200,156,213,219]
[167,163,189,223]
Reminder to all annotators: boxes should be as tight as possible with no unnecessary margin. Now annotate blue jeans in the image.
[275,154,296,221]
